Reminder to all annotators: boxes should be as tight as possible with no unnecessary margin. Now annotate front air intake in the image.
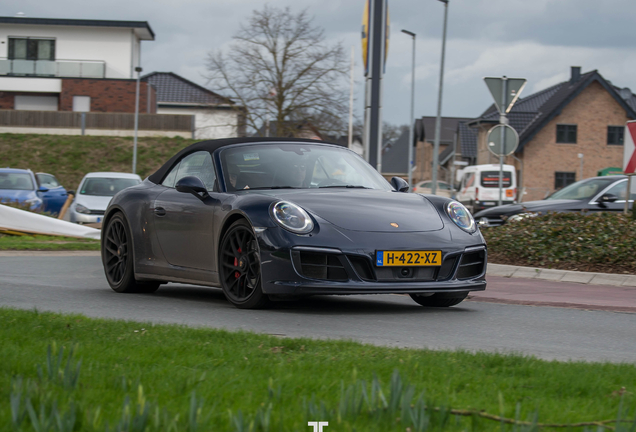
[296,251,348,281]
[456,250,486,280]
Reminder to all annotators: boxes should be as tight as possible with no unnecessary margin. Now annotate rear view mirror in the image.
[391,177,409,193]
[599,193,618,203]
[176,176,209,199]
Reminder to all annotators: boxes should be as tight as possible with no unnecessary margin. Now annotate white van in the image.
[455,164,517,213]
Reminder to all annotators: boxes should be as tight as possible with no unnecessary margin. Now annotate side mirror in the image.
[38,186,49,193]
[176,176,209,199]
[599,193,618,203]
[391,176,409,193]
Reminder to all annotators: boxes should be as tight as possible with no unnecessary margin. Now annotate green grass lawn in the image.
[0,133,197,189]
[0,234,100,251]
[2,308,635,431]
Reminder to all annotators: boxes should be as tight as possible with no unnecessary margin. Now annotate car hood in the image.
[259,188,444,232]
[474,199,584,217]
[74,194,113,210]
[0,189,36,203]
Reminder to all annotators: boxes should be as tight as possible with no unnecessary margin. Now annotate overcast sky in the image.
[3,0,636,127]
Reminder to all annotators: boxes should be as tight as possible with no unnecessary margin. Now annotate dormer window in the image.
[8,37,55,61]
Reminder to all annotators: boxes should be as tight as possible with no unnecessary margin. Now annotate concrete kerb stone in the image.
[560,271,596,284]
[535,269,566,282]
[589,273,628,286]
[487,263,636,288]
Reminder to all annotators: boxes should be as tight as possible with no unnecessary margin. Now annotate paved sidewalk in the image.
[488,263,636,288]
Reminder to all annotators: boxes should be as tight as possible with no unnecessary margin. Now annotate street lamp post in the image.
[132,66,142,174]
[401,29,416,189]
[431,0,449,195]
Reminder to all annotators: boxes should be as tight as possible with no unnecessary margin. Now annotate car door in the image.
[36,174,68,214]
[590,179,634,212]
[153,151,220,271]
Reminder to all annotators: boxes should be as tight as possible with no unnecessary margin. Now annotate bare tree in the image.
[206,5,349,137]
[382,122,409,144]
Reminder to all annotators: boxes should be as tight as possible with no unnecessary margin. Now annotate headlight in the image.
[75,203,90,214]
[446,201,476,233]
[507,212,538,223]
[270,201,314,234]
[25,197,43,209]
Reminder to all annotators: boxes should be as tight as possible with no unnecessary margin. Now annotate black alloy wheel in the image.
[409,292,468,307]
[102,212,159,293]
[219,219,270,309]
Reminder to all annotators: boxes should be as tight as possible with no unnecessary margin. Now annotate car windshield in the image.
[80,178,140,196]
[221,144,392,191]
[547,177,617,200]
[0,172,34,190]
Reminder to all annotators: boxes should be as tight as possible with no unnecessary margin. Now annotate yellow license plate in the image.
[376,251,442,267]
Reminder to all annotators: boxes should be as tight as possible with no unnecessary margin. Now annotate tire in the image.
[218,219,270,309]
[102,212,160,294]
[409,292,468,307]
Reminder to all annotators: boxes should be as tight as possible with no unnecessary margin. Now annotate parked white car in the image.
[70,172,142,224]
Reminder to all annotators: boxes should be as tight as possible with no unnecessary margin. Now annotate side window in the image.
[175,151,216,192]
[161,162,181,188]
[604,181,627,201]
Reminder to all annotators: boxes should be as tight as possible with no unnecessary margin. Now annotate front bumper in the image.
[70,210,105,224]
[256,224,487,296]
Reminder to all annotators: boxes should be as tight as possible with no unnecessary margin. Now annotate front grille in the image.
[87,210,105,215]
[347,255,376,281]
[295,251,348,281]
[456,250,486,279]
[437,256,458,281]
[478,216,504,227]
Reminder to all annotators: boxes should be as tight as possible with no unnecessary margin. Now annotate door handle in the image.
[154,207,166,217]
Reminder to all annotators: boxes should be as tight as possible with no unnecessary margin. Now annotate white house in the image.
[0,16,154,112]
[143,72,242,139]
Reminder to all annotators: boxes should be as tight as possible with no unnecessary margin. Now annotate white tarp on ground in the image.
[0,204,101,240]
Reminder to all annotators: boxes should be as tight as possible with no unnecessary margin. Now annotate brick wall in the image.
[60,78,156,113]
[475,81,630,202]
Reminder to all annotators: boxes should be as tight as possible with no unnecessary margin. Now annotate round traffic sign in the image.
[486,124,519,157]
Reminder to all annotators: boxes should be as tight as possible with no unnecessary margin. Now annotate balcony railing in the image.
[0,59,106,79]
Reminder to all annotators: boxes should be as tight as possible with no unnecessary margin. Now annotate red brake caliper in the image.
[234,247,242,279]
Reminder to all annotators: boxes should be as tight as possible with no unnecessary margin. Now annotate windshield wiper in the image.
[242,186,301,190]
[319,185,370,189]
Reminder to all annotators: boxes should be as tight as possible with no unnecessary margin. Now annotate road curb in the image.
[488,263,636,288]
[0,251,100,257]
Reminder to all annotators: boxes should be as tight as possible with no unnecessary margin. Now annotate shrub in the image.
[482,212,636,273]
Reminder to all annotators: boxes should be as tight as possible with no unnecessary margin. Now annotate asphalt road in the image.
[1,254,635,363]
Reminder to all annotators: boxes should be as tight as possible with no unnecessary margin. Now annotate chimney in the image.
[570,66,581,84]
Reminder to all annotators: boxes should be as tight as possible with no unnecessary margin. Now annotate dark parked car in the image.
[474,175,633,227]
[101,138,487,309]
[0,168,69,214]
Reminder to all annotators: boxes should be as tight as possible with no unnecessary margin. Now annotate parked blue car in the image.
[0,168,70,215]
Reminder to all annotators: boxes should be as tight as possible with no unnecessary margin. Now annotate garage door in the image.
[14,95,59,111]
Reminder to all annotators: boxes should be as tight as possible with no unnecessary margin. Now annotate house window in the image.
[8,37,55,61]
[72,96,91,112]
[555,172,576,190]
[607,126,624,146]
[556,124,577,143]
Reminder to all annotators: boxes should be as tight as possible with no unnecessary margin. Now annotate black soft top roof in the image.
[147,137,330,184]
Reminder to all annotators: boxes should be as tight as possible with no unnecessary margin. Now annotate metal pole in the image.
[402,30,416,188]
[625,174,632,214]
[498,78,508,206]
[132,66,142,174]
[348,46,355,149]
[81,112,86,136]
[431,0,449,195]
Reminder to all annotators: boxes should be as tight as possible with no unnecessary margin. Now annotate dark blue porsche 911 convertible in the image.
[101,138,487,309]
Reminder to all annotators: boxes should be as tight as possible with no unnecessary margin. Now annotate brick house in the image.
[0,16,156,113]
[466,67,636,201]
